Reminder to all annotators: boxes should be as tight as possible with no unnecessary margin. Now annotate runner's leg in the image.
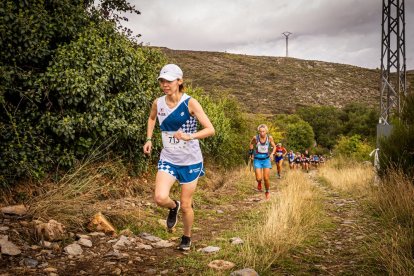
[255,167,263,190]
[263,168,270,191]
[180,181,197,237]
[154,171,177,209]
[278,160,283,176]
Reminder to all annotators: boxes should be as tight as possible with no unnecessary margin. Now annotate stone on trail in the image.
[23,257,39,268]
[151,240,175,248]
[88,212,116,235]
[64,243,83,256]
[208,260,235,270]
[89,231,106,237]
[76,233,90,240]
[1,204,28,216]
[139,232,162,242]
[44,267,58,273]
[0,239,21,256]
[34,219,66,241]
[230,237,244,245]
[0,226,10,231]
[77,238,92,248]
[104,250,122,259]
[136,242,153,250]
[198,246,220,253]
[230,268,259,276]
[40,240,52,248]
[113,235,131,249]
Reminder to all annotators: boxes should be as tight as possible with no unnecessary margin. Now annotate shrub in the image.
[379,94,414,179]
[273,114,314,151]
[0,1,166,185]
[333,135,373,161]
[297,106,343,149]
[187,87,248,168]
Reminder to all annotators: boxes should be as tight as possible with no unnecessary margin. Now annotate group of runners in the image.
[249,124,325,200]
[287,150,325,171]
[143,63,325,251]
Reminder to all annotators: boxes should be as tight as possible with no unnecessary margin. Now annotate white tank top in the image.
[157,94,203,165]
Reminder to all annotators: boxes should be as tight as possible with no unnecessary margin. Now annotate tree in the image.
[273,114,314,151]
[285,121,315,152]
[297,106,343,149]
[341,103,377,142]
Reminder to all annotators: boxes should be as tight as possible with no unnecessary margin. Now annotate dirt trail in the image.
[270,170,380,275]
[0,169,380,275]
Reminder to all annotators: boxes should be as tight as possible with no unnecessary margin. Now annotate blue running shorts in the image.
[253,158,272,169]
[158,160,205,184]
[275,156,284,162]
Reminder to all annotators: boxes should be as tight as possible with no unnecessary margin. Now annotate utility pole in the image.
[379,0,406,126]
[282,32,292,57]
[373,0,407,170]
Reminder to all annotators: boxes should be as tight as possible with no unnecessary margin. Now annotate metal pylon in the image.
[380,0,406,124]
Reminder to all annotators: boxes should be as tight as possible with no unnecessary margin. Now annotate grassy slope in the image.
[160,48,381,115]
[161,48,414,115]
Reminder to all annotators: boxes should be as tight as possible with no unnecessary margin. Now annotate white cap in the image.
[157,64,183,81]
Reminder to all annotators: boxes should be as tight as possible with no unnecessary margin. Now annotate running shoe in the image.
[178,235,191,251]
[166,200,180,229]
[265,192,270,200]
[257,182,262,191]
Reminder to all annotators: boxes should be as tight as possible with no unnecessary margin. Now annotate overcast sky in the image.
[123,0,413,69]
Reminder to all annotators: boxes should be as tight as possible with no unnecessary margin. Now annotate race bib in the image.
[161,131,188,150]
[276,152,282,157]
[257,144,268,153]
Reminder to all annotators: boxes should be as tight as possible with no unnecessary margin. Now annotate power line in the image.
[379,0,406,125]
[282,32,292,57]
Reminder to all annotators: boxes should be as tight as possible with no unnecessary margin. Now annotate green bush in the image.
[297,103,377,150]
[297,106,343,149]
[379,94,414,179]
[273,114,314,152]
[341,103,377,143]
[188,87,248,168]
[333,135,373,161]
[0,1,165,185]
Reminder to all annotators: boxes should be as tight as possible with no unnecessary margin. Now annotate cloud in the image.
[124,0,414,69]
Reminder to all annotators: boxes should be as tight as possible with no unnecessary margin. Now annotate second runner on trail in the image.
[249,124,276,200]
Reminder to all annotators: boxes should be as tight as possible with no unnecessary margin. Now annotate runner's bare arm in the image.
[143,100,157,155]
[269,136,277,155]
[249,136,257,150]
[249,136,257,159]
[175,98,215,141]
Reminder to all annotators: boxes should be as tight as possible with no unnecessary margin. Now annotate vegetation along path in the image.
[0,165,382,275]
[271,170,380,275]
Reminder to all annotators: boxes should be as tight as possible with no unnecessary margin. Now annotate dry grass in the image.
[238,170,322,271]
[319,159,414,275]
[371,170,414,275]
[318,158,374,196]
[28,158,151,231]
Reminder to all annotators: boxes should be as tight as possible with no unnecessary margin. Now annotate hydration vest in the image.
[254,134,270,159]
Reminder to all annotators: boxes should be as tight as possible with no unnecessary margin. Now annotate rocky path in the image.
[0,169,381,275]
[0,172,268,276]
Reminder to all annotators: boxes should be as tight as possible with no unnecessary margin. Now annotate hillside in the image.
[161,48,413,115]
